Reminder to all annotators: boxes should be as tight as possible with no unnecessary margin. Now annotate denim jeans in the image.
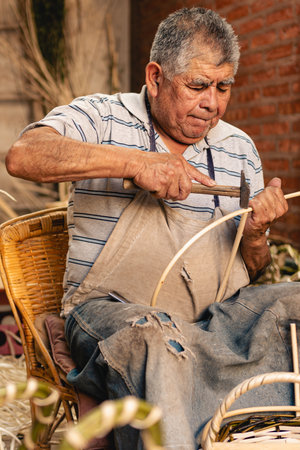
[65,282,300,449]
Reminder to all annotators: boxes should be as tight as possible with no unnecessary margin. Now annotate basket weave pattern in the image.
[203,372,300,449]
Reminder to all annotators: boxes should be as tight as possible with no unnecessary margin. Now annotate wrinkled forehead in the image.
[177,56,235,84]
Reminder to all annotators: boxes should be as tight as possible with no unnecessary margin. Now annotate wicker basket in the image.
[201,372,300,449]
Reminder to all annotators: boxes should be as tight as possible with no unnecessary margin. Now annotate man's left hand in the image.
[243,177,288,242]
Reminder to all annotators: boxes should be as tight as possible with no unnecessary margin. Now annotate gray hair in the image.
[150,7,240,78]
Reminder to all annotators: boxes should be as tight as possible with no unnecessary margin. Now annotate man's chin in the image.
[187,119,219,140]
[182,126,211,142]
[171,120,219,145]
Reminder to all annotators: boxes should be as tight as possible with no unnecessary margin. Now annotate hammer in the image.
[123,170,250,208]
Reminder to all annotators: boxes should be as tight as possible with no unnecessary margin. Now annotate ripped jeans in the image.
[65,283,300,450]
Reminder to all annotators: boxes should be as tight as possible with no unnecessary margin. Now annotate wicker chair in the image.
[0,207,113,449]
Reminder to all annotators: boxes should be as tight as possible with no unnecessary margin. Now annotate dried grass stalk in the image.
[1,0,120,113]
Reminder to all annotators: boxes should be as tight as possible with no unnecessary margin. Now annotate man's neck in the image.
[152,120,189,155]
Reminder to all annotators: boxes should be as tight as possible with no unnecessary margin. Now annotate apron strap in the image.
[205,137,220,208]
[145,90,156,153]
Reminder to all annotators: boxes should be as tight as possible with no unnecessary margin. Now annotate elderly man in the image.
[6,7,299,450]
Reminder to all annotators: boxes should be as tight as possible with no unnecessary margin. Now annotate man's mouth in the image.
[189,114,215,122]
[188,116,213,127]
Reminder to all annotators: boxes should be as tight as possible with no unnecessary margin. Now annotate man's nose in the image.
[200,86,218,111]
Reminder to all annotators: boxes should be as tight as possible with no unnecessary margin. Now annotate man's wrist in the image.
[242,233,268,248]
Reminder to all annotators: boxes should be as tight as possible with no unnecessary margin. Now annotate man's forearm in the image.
[240,234,271,282]
[6,127,145,183]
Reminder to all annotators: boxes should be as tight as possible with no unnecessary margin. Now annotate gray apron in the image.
[68,191,249,322]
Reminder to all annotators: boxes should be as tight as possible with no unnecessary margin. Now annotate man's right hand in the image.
[131,152,216,201]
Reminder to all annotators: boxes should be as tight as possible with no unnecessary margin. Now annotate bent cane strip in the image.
[215,211,248,303]
[151,191,300,308]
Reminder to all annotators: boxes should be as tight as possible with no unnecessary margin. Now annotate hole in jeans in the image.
[135,316,149,325]
[156,312,176,328]
[168,339,184,353]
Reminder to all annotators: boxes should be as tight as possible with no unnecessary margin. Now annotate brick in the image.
[279,100,300,115]
[262,121,290,135]
[293,160,300,170]
[280,23,300,41]
[251,104,276,118]
[240,52,263,66]
[272,224,300,242]
[293,120,300,132]
[266,7,293,25]
[289,206,300,219]
[225,108,249,122]
[293,82,300,94]
[263,159,289,172]
[279,139,300,153]
[262,83,289,97]
[195,0,217,7]
[227,5,249,21]
[281,176,300,190]
[241,124,261,137]
[251,31,277,49]
[252,68,276,83]
[238,17,264,35]
[285,213,300,230]
[289,204,300,215]
[279,62,300,77]
[255,139,276,153]
[251,0,274,14]
[235,73,249,87]
[266,44,293,61]
[238,88,261,103]
[215,0,235,8]
[280,213,300,226]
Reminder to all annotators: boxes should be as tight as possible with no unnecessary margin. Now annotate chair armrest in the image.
[44,315,76,376]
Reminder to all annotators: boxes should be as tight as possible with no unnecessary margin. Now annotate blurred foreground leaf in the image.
[255,242,300,285]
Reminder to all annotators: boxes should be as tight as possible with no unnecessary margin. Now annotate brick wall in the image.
[131,0,300,247]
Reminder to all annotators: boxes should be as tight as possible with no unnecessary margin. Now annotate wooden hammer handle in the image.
[123,179,240,198]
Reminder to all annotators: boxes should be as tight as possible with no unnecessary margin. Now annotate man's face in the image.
[150,56,234,145]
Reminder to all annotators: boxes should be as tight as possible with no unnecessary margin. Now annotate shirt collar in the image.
[119,85,149,126]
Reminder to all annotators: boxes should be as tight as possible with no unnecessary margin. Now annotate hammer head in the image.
[240,170,250,208]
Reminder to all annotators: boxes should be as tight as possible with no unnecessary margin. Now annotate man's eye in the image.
[217,85,230,93]
[189,85,205,91]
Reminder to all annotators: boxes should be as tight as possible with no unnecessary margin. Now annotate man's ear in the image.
[145,62,163,97]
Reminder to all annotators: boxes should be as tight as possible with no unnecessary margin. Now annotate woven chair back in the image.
[0,207,72,388]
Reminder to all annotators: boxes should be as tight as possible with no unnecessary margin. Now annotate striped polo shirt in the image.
[23,85,264,316]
